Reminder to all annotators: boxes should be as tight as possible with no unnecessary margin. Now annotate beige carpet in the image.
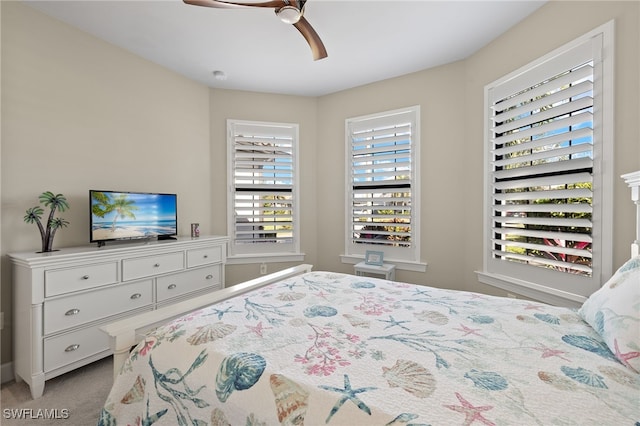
[1,357,113,425]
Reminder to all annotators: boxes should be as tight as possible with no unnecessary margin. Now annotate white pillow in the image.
[578,256,640,373]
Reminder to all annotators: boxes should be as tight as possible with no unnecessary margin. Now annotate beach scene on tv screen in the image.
[91,192,177,241]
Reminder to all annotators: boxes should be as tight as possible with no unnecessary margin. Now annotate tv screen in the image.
[90,190,177,244]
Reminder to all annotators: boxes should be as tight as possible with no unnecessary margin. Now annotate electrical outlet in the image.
[0,312,4,330]
[260,263,267,275]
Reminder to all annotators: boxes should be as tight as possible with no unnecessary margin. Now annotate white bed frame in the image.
[622,171,640,257]
[101,263,313,378]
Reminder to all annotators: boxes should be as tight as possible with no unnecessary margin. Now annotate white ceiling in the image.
[24,0,546,97]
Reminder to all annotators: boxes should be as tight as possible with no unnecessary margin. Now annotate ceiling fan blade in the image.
[183,0,284,9]
[293,16,327,60]
[184,0,327,60]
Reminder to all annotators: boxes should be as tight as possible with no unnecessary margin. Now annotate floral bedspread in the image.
[99,271,639,425]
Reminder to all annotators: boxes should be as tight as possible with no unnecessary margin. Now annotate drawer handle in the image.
[130,293,142,299]
[65,308,80,316]
[65,344,80,352]
[203,254,209,259]
[82,275,90,280]
[206,274,213,280]
[153,263,160,268]
[167,284,177,290]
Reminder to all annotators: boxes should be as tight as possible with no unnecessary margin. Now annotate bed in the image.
[99,172,640,425]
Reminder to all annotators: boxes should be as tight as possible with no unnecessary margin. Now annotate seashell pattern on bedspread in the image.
[99,271,640,425]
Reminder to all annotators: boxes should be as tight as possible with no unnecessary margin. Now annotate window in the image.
[227,119,301,261]
[479,22,613,306]
[344,106,422,267]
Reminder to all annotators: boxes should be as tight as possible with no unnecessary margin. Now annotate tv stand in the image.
[157,235,177,241]
[9,235,228,399]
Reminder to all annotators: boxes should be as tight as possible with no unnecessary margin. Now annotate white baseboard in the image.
[1,362,14,384]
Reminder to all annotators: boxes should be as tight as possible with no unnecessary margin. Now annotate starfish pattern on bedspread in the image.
[454,323,483,337]
[613,338,640,368]
[377,315,411,330]
[444,392,495,426]
[533,343,571,361]
[318,374,377,423]
[245,321,272,338]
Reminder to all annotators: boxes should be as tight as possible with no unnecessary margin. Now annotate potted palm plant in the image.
[23,191,70,253]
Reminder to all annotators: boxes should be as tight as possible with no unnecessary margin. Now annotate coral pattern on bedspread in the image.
[99,271,639,425]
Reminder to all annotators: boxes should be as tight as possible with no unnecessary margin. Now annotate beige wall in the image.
[463,1,640,295]
[1,1,638,369]
[317,1,639,295]
[316,62,468,290]
[208,89,319,285]
[1,3,211,363]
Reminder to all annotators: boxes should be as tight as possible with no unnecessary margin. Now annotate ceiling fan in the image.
[183,0,328,60]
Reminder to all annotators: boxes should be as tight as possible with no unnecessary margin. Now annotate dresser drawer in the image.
[44,323,110,372]
[122,252,184,281]
[44,280,153,335]
[45,262,119,297]
[156,265,222,303]
[187,245,223,268]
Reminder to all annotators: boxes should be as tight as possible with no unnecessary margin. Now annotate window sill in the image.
[475,271,587,309]
[227,253,305,265]
[340,254,427,272]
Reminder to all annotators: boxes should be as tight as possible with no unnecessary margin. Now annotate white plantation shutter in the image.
[482,23,614,303]
[491,59,595,275]
[346,106,420,262]
[228,120,299,256]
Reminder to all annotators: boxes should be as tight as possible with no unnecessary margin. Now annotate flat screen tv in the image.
[90,190,177,246]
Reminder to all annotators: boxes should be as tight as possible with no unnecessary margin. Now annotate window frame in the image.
[341,105,426,271]
[478,21,614,307]
[226,119,304,264]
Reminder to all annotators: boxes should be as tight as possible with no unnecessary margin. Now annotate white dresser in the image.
[9,235,228,398]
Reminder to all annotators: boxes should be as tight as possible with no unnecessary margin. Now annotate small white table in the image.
[354,261,396,281]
